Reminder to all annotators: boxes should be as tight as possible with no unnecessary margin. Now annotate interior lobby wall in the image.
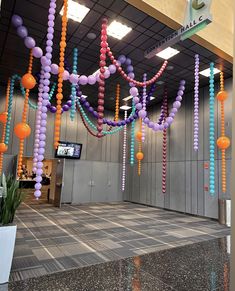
[124,78,232,219]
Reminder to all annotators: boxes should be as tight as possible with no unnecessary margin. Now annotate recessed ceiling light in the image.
[150,96,155,101]
[166,65,174,71]
[107,20,132,40]
[60,0,90,23]
[156,80,164,85]
[123,95,133,101]
[199,67,221,77]
[120,105,131,110]
[87,32,96,40]
[93,67,108,76]
[156,47,180,60]
[78,95,88,99]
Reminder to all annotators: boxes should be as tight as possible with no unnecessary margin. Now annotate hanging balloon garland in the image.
[14,50,35,177]
[0,79,10,174]
[136,119,143,176]
[121,110,127,192]
[54,0,68,148]
[130,97,136,166]
[194,54,199,151]
[162,88,168,194]
[216,71,230,194]
[10,11,189,201]
[33,0,57,199]
[209,63,215,196]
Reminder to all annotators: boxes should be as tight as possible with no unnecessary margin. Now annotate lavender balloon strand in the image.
[194,54,199,151]
[34,0,56,199]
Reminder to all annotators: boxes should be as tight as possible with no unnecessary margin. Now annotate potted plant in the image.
[0,174,25,284]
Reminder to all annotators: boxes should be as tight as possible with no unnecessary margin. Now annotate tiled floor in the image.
[11,201,230,282]
[9,236,230,290]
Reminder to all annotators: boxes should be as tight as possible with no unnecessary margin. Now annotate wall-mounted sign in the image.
[144,0,212,59]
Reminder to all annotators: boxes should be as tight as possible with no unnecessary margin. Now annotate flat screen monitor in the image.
[55,141,82,159]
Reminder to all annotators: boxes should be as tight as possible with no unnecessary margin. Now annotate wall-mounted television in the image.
[55,141,82,159]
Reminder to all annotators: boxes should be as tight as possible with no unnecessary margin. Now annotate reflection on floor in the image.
[11,202,230,282]
[9,236,230,291]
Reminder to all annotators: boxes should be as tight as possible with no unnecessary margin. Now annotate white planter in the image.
[0,225,17,284]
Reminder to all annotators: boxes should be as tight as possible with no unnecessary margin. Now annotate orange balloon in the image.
[14,123,31,139]
[0,112,8,124]
[136,131,142,141]
[136,152,144,160]
[0,143,8,153]
[216,90,228,101]
[21,73,36,89]
[217,136,230,149]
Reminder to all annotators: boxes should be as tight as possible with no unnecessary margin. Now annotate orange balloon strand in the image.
[0,78,10,175]
[17,50,33,177]
[219,72,227,193]
[54,0,68,149]
[114,84,120,121]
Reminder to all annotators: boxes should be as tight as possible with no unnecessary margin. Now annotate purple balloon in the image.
[104,69,110,79]
[153,123,159,131]
[35,176,42,183]
[125,58,131,65]
[130,87,138,97]
[24,36,36,49]
[79,75,88,85]
[136,103,142,110]
[138,109,147,119]
[50,106,57,113]
[34,190,41,199]
[70,73,79,84]
[173,101,181,109]
[63,104,69,111]
[118,55,126,64]
[166,117,173,125]
[67,100,72,107]
[12,15,23,27]
[133,97,139,104]
[63,70,70,80]
[33,46,43,59]
[108,64,116,74]
[88,75,96,85]
[51,63,58,75]
[127,65,134,73]
[149,121,154,128]
[17,26,28,38]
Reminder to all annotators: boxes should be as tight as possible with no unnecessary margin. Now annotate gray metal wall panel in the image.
[185,161,192,213]
[91,162,109,202]
[185,92,193,161]
[169,162,186,212]
[155,162,165,208]
[197,161,204,216]
[61,159,74,203]
[139,162,147,204]
[72,160,92,204]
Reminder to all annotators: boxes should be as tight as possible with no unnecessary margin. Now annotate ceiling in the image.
[0,0,233,110]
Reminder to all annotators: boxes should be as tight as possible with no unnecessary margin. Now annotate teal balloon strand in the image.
[209,63,215,196]
[5,76,16,145]
[76,98,135,135]
[70,48,78,121]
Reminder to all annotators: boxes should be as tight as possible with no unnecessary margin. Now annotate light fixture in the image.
[123,96,155,102]
[77,95,87,99]
[199,67,220,77]
[92,66,108,76]
[156,47,180,60]
[120,105,131,110]
[60,0,90,23]
[107,20,132,40]
[156,81,165,85]
[123,95,133,101]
